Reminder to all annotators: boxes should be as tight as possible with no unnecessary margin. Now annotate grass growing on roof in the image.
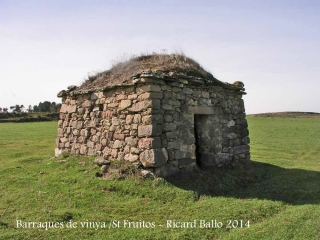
[79,53,215,91]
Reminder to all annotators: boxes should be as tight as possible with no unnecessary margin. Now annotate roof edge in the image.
[57,71,246,98]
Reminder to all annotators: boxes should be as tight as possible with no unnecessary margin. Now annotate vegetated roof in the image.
[60,53,245,96]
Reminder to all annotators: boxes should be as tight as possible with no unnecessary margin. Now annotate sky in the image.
[1,0,320,114]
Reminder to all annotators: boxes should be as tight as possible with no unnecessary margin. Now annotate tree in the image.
[28,105,33,112]
[3,108,8,113]
[0,108,2,112]
[33,101,61,112]
[33,105,39,112]
[10,105,24,112]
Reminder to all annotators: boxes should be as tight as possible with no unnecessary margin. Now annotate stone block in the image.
[167,140,181,150]
[119,100,132,110]
[233,145,250,155]
[113,140,122,149]
[112,117,120,126]
[138,125,162,137]
[101,139,108,147]
[125,137,139,147]
[169,100,181,106]
[138,92,163,100]
[137,84,161,92]
[141,169,154,178]
[161,85,171,90]
[67,105,77,113]
[82,100,92,108]
[80,145,88,155]
[188,106,216,114]
[91,92,103,100]
[140,148,168,167]
[183,88,193,94]
[55,148,62,157]
[129,99,160,112]
[58,128,64,137]
[201,91,210,98]
[124,153,139,162]
[162,104,174,110]
[171,87,181,92]
[130,147,140,154]
[138,137,162,149]
[113,134,125,140]
[111,149,118,158]
[133,114,141,123]
[163,123,177,132]
[164,115,173,122]
[142,115,152,124]
[116,94,127,101]
[193,90,201,98]
[227,120,236,128]
[227,132,238,139]
[128,94,138,100]
[108,103,118,108]
[241,136,250,144]
[126,115,134,124]
[60,104,68,113]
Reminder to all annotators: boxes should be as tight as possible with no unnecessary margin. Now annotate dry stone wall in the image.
[56,77,250,177]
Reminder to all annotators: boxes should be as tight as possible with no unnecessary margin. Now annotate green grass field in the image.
[0,117,319,239]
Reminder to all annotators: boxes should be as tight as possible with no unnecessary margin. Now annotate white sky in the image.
[1,0,320,114]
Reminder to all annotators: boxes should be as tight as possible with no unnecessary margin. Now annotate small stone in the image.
[140,148,168,167]
[126,115,134,124]
[183,88,193,94]
[227,120,236,128]
[113,140,122,149]
[133,114,141,124]
[119,100,132,110]
[101,165,109,173]
[233,145,250,155]
[138,137,162,149]
[82,100,92,108]
[124,153,139,162]
[94,156,110,166]
[125,137,139,147]
[227,132,238,139]
[116,94,127,101]
[201,91,210,98]
[141,169,154,178]
[113,134,125,140]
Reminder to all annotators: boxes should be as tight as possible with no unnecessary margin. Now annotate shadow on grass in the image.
[165,161,320,205]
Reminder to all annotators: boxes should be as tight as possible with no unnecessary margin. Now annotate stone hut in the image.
[55,54,250,177]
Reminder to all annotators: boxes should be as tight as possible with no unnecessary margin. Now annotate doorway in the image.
[194,114,217,167]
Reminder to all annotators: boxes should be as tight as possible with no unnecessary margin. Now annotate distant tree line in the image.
[31,101,61,113]
[0,101,61,113]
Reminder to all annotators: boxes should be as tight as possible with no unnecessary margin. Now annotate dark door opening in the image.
[194,114,216,167]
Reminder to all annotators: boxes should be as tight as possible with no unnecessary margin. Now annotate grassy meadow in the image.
[0,117,319,239]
